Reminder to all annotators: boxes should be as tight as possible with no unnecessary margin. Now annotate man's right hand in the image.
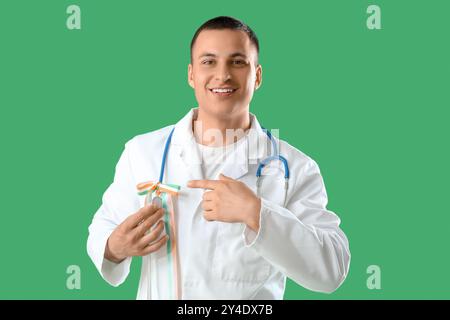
[104,204,168,263]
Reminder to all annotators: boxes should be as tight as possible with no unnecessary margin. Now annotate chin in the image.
[205,103,245,118]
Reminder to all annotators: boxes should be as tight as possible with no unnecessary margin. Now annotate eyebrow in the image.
[198,52,248,59]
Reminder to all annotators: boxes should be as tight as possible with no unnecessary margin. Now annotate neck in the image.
[193,107,251,147]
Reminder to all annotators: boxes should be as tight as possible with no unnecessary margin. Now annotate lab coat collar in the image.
[170,109,204,181]
[171,108,270,181]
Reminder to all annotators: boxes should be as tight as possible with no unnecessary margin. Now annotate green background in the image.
[1,0,449,299]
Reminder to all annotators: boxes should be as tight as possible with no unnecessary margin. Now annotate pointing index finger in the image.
[188,179,220,190]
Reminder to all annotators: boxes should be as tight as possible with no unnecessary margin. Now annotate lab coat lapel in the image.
[168,110,204,217]
[169,109,204,180]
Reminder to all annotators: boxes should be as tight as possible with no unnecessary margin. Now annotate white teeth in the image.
[211,88,234,93]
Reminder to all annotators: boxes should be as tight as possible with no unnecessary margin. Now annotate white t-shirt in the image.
[196,137,247,180]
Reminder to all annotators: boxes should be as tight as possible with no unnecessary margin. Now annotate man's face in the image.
[188,29,262,119]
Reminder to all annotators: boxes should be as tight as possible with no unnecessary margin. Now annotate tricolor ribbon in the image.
[136,180,181,300]
[137,181,180,197]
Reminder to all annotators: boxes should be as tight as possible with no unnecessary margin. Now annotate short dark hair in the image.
[190,16,259,64]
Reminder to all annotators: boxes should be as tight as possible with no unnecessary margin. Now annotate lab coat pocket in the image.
[213,221,271,284]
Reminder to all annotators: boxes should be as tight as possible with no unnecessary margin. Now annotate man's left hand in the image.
[188,174,261,232]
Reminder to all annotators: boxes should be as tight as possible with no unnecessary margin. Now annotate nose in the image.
[215,63,231,82]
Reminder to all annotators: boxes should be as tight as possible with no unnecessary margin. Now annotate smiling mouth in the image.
[208,87,238,96]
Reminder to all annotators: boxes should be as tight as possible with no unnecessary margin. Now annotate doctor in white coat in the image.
[87,16,350,299]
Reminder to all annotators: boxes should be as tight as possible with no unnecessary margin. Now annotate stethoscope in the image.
[159,126,290,207]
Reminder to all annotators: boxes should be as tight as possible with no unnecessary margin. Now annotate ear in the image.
[188,63,195,89]
[254,64,262,91]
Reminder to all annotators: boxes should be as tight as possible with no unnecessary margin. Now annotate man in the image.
[87,16,351,299]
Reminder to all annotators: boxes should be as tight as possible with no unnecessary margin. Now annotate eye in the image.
[201,60,214,65]
[232,60,246,65]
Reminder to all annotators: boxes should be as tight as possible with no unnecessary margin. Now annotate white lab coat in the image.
[87,108,351,299]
